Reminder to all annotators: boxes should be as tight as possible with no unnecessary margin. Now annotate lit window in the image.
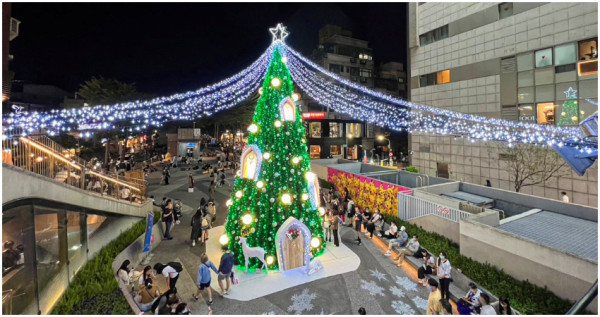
[437,70,450,84]
[578,38,598,61]
[310,145,321,159]
[330,145,342,156]
[555,43,577,66]
[518,104,536,122]
[535,48,553,68]
[578,60,598,76]
[309,122,321,138]
[536,103,556,125]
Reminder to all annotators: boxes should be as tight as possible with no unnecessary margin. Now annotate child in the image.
[193,253,218,307]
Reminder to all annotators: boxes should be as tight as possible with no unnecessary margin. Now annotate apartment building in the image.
[408,2,598,206]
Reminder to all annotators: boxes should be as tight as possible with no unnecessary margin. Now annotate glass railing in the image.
[2,135,146,204]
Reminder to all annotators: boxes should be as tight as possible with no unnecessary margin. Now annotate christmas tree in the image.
[224,45,325,271]
[557,87,579,126]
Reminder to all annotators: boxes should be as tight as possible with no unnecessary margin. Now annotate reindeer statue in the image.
[238,236,268,272]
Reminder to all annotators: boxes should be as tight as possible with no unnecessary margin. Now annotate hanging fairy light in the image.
[271,77,282,87]
[274,120,282,128]
[248,124,258,133]
[281,193,292,205]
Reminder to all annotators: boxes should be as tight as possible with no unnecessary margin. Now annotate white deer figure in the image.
[238,236,268,272]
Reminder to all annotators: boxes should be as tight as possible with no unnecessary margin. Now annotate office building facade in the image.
[408,2,598,206]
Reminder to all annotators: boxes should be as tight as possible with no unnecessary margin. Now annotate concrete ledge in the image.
[3,164,152,218]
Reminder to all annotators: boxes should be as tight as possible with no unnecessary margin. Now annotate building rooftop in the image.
[499,211,598,261]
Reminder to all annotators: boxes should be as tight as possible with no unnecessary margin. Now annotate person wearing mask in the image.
[137,278,162,312]
[162,200,174,240]
[440,299,453,315]
[217,245,234,295]
[437,252,452,301]
[207,200,217,227]
[362,207,371,233]
[193,253,218,306]
[346,199,355,226]
[457,282,482,315]
[394,235,420,266]
[190,208,203,247]
[418,252,436,287]
[174,302,190,315]
[478,293,496,315]
[353,207,364,246]
[154,262,181,290]
[491,298,517,315]
[331,210,340,247]
[366,208,382,238]
[381,221,398,239]
[426,278,443,315]
[384,226,408,256]
[117,259,133,286]
[561,191,569,203]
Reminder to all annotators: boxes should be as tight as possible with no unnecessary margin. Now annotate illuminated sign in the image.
[301,112,326,120]
[187,143,196,147]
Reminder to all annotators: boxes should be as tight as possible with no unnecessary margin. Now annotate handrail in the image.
[567,279,597,314]
[2,136,146,203]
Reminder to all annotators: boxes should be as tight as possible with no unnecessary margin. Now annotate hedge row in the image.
[52,211,161,315]
[381,213,579,315]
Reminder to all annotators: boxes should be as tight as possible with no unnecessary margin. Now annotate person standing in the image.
[426,279,443,315]
[164,169,170,185]
[209,181,216,201]
[217,245,234,295]
[193,254,218,307]
[188,173,194,192]
[366,209,383,238]
[190,209,203,247]
[437,251,452,301]
[207,200,216,227]
[163,200,174,240]
[323,209,333,242]
[331,210,340,247]
[353,207,363,246]
[561,191,569,203]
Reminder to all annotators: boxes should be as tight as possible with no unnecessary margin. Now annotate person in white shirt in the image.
[154,262,180,290]
[479,293,497,315]
[381,221,398,239]
[561,191,569,203]
[120,187,131,200]
[437,251,452,301]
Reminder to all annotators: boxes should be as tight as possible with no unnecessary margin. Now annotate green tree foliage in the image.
[77,77,149,105]
[557,96,579,126]
[224,47,325,270]
[405,166,419,173]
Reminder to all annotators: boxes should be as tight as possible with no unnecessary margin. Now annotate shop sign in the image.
[302,112,326,120]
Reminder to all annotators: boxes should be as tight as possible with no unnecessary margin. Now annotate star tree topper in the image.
[564,87,578,99]
[270,23,289,43]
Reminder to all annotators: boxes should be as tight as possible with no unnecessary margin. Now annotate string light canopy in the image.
[2,23,596,154]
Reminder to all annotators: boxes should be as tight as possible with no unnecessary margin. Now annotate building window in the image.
[360,69,372,78]
[329,122,343,138]
[419,33,434,46]
[419,73,436,87]
[535,48,553,68]
[329,64,342,73]
[518,87,535,103]
[578,38,598,61]
[359,53,372,60]
[419,25,449,46]
[536,102,556,125]
[330,145,342,156]
[555,43,577,66]
[309,122,322,138]
[555,64,577,74]
[437,70,451,84]
[517,53,534,71]
[309,145,321,159]
[518,104,536,122]
[578,60,598,76]
[346,123,362,138]
[518,71,534,87]
[498,3,513,19]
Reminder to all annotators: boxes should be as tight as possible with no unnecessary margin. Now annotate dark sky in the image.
[10,3,407,96]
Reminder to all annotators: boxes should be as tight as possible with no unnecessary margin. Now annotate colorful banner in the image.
[143,212,154,252]
[327,168,412,216]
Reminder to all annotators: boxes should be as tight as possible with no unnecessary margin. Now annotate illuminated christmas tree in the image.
[224,39,325,271]
[557,87,579,126]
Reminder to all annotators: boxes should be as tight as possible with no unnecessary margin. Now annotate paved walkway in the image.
[143,160,432,315]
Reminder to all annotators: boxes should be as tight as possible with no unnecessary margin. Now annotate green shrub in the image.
[52,211,161,315]
[405,166,419,173]
[381,214,577,315]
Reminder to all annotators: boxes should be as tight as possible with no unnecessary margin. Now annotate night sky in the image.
[10,3,407,96]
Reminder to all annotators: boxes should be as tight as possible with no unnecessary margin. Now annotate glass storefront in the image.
[309,145,321,159]
[309,122,322,138]
[2,200,138,315]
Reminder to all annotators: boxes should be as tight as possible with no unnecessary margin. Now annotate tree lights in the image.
[224,46,325,270]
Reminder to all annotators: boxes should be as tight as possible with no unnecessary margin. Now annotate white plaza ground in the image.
[205,226,361,301]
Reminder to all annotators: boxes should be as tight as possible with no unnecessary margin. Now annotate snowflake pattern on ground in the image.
[360,279,386,296]
[392,300,416,314]
[262,312,275,315]
[318,308,333,315]
[369,268,388,282]
[389,285,406,298]
[412,296,428,311]
[395,276,417,292]
[287,288,317,315]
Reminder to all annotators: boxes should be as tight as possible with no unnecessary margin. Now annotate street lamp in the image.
[377,135,392,166]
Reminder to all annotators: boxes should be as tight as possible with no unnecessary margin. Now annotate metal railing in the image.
[397,192,471,223]
[2,135,146,204]
[567,279,597,315]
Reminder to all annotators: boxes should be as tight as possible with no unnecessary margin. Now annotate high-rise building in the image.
[408,2,598,206]
[299,25,407,161]
[2,3,20,102]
